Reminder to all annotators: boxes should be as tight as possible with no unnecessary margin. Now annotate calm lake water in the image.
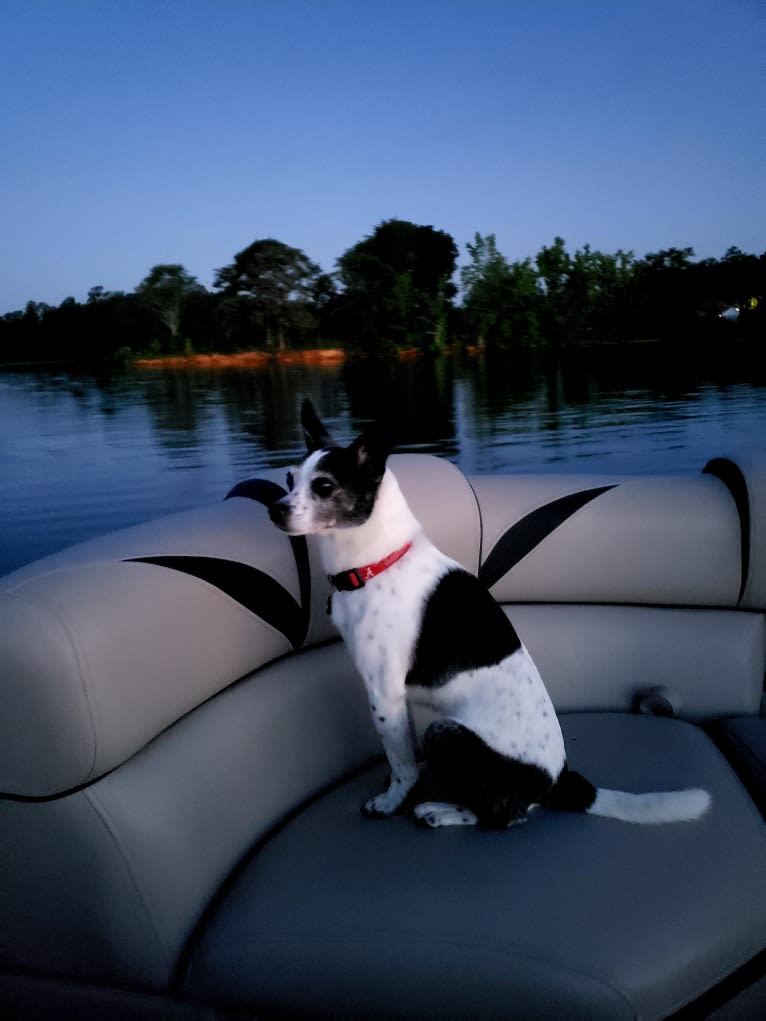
[2,344,765,578]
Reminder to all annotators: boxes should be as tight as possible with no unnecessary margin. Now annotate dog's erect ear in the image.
[301,398,333,453]
[349,421,393,478]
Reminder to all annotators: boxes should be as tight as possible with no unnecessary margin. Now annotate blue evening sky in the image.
[2,0,764,313]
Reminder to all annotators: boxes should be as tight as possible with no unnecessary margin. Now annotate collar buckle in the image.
[329,568,365,592]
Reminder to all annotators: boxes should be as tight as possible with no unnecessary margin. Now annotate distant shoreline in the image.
[131,345,506,370]
[133,348,347,369]
[8,335,760,375]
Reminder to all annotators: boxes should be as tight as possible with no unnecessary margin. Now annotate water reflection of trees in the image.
[111,344,766,479]
[342,356,457,456]
[141,370,207,451]
[136,363,354,471]
[217,362,347,462]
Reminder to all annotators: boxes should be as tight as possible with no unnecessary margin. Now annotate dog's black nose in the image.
[268,499,289,529]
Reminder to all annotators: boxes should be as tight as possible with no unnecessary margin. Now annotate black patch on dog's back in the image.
[406,568,522,689]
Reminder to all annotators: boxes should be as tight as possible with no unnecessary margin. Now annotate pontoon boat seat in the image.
[1,454,765,1019]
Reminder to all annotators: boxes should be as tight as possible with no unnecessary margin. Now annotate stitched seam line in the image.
[83,786,174,980]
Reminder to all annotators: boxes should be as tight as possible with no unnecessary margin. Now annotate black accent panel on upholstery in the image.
[703,457,750,605]
[127,556,306,649]
[478,485,618,589]
[225,476,311,641]
[225,478,286,506]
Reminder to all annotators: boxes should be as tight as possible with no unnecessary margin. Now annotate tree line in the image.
[1,219,763,365]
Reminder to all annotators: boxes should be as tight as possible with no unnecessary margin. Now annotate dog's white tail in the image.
[545,768,711,824]
[587,787,711,824]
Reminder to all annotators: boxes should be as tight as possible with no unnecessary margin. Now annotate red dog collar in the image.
[329,541,413,592]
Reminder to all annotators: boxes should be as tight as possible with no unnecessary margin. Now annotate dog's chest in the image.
[330,543,453,690]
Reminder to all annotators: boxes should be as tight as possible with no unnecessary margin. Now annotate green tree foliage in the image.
[0,228,763,365]
[461,234,541,349]
[135,264,205,350]
[335,219,458,352]
[625,247,698,338]
[213,239,322,350]
[534,238,638,346]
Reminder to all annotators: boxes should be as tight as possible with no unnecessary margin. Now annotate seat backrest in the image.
[0,454,480,990]
[469,457,766,720]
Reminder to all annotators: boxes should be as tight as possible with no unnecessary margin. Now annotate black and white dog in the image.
[269,400,711,829]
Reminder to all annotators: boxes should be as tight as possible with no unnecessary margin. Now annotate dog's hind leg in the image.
[420,718,551,830]
[412,802,478,828]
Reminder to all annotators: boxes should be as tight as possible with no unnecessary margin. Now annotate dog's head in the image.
[268,399,392,536]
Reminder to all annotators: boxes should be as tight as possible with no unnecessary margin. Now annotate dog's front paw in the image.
[361,782,412,818]
[361,769,419,818]
[362,791,401,817]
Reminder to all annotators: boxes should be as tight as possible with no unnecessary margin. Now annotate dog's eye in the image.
[311,477,335,499]
[286,471,295,492]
